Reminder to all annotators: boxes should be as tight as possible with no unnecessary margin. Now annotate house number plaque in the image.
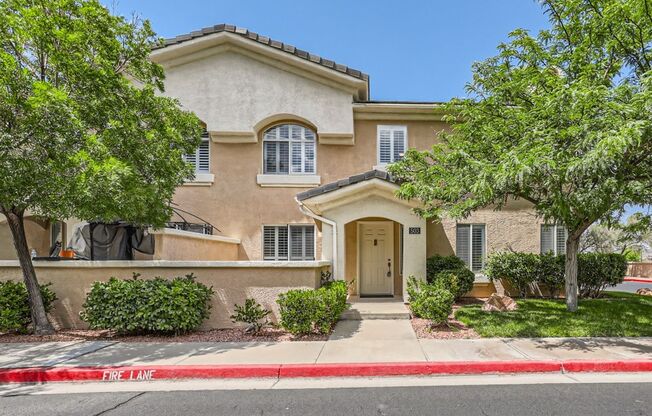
[408,227,421,235]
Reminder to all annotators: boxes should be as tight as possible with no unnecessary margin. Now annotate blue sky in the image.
[103,0,550,102]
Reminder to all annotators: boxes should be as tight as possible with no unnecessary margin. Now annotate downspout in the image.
[294,197,337,279]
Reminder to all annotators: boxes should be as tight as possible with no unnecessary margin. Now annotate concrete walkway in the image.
[1,336,650,369]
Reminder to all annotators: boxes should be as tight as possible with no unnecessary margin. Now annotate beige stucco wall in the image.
[0,216,50,260]
[173,119,448,262]
[147,229,240,261]
[161,50,355,137]
[439,199,543,256]
[0,261,328,329]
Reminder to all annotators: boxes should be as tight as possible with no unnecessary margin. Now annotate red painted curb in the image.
[0,360,650,384]
[623,277,652,284]
[562,360,652,373]
[279,361,562,378]
[0,365,280,383]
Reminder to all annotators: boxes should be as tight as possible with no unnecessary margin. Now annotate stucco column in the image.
[320,222,333,262]
[335,222,347,281]
[401,216,427,302]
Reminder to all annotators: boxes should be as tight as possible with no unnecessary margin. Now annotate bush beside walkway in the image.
[455,292,652,338]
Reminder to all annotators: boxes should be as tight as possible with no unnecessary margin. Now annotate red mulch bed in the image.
[410,300,482,340]
[0,327,328,343]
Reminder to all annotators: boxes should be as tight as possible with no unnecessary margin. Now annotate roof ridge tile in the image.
[154,23,368,82]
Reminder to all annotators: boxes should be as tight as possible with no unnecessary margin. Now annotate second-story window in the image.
[377,125,407,166]
[263,124,316,174]
[184,130,210,173]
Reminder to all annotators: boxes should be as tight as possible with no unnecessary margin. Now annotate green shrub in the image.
[426,255,474,299]
[485,252,625,299]
[535,254,565,298]
[0,281,56,334]
[433,267,475,299]
[426,254,466,278]
[485,252,539,297]
[80,273,213,335]
[577,253,627,298]
[230,298,271,333]
[407,276,454,326]
[277,280,348,335]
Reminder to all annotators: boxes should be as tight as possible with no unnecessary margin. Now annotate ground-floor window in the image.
[263,224,315,261]
[541,224,567,255]
[456,224,486,272]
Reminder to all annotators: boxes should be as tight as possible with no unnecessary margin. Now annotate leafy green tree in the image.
[0,0,202,333]
[390,0,652,311]
[581,213,651,258]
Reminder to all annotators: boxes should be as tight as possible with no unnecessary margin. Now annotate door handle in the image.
[387,258,392,277]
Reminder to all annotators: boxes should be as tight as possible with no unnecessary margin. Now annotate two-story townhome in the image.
[0,24,560,306]
[152,24,553,299]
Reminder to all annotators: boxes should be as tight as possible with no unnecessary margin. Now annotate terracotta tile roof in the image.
[154,24,369,82]
[296,170,399,201]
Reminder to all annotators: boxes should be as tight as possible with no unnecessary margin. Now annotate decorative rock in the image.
[482,293,518,312]
[636,288,652,296]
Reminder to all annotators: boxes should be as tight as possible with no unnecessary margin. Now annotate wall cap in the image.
[0,260,331,269]
[150,228,241,244]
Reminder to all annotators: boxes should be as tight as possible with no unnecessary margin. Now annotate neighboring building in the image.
[0,24,547,302]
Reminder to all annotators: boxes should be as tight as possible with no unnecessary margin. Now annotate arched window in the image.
[263,124,316,174]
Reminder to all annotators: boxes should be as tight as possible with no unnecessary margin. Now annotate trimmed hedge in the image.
[80,273,214,335]
[277,280,348,335]
[426,255,475,299]
[485,252,626,299]
[407,276,454,325]
[0,281,56,334]
[577,253,628,298]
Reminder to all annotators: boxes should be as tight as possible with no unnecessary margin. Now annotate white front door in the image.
[359,221,394,296]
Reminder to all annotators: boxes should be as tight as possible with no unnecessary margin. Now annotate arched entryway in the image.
[296,170,427,301]
[345,217,402,297]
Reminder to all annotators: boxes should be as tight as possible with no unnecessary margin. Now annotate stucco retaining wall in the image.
[0,260,329,330]
[143,228,241,261]
[626,262,652,279]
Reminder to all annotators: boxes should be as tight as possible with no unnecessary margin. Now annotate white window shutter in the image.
[304,226,315,259]
[471,225,485,272]
[291,142,303,173]
[304,142,315,173]
[277,226,288,260]
[378,129,392,164]
[555,226,567,256]
[263,124,315,174]
[263,226,276,260]
[456,225,471,268]
[290,226,304,260]
[541,225,554,254]
[197,140,210,173]
[393,129,405,161]
[183,131,210,174]
[264,141,278,174]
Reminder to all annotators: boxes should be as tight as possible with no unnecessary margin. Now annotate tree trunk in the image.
[564,233,581,312]
[4,210,55,334]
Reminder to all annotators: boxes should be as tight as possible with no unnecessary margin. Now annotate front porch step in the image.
[341,300,411,320]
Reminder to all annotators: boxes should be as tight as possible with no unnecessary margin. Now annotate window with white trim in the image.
[184,130,210,173]
[377,125,407,165]
[263,124,316,175]
[456,224,485,272]
[263,225,315,261]
[541,224,567,255]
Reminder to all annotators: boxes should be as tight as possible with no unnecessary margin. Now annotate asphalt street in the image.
[1,382,650,416]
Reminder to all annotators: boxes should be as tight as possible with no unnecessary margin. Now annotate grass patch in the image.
[455,292,652,338]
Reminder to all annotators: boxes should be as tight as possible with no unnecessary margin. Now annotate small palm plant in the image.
[230,298,271,334]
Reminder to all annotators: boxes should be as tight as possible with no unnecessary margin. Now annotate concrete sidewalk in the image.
[1,335,650,369]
